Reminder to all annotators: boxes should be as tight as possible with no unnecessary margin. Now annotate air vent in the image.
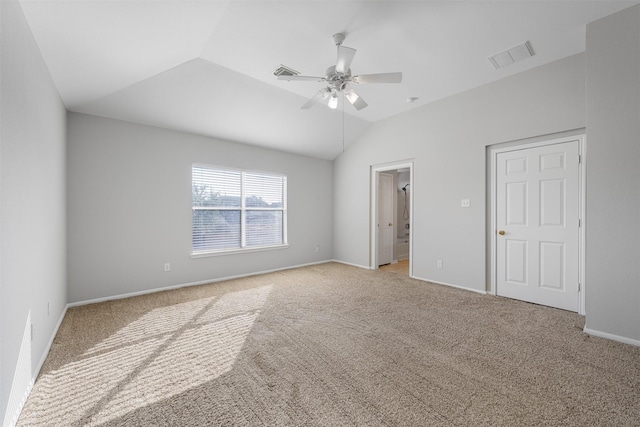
[488,41,534,69]
[273,64,300,77]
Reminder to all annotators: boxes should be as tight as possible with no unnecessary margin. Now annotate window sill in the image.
[191,243,290,258]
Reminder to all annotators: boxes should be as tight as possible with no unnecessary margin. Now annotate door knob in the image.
[389,223,393,227]
[498,230,506,235]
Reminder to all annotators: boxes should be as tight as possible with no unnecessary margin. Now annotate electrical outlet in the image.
[461,199,470,208]
[315,244,320,253]
[437,260,443,268]
[164,263,171,272]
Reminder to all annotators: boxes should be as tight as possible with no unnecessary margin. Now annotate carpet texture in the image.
[17,262,640,426]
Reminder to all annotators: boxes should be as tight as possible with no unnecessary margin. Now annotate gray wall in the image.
[67,113,333,303]
[1,1,67,424]
[585,5,640,342]
[334,54,585,292]
[3,4,639,424]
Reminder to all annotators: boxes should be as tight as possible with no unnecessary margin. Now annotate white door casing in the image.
[377,172,394,266]
[370,161,413,274]
[496,140,580,312]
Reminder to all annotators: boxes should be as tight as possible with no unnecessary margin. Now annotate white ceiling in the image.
[19,0,638,160]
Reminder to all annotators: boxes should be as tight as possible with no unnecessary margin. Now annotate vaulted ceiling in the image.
[19,0,638,159]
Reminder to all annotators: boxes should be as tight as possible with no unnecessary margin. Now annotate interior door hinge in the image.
[578,282,581,292]
[578,218,581,228]
[578,154,582,164]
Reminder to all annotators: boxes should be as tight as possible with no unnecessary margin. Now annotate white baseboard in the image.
[583,327,640,347]
[3,380,32,427]
[35,306,68,376]
[3,305,67,427]
[410,275,488,295]
[3,313,33,427]
[68,259,334,308]
[333,260,487,296]
[331,259,372,270]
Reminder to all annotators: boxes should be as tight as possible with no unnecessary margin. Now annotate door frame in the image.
[488,132,586,314]
[370,160,414,275]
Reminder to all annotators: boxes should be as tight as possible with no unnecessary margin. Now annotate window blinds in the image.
[192,165,287,254]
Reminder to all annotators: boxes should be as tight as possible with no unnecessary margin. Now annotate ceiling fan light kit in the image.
[278,33,402,111]
[328,93,339,109]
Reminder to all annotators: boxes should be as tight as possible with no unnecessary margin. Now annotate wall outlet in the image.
[164,263,171,272]
[461,199,470,208]
[437,260,443,268]
[315,244,320,253]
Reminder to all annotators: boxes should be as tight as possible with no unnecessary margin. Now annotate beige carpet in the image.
[17,262,640,426]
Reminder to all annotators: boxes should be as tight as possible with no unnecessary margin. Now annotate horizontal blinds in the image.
[192,165,286,253]
[244,173,284,208]
[246,211,283,247]
[192,210,241,251]
[192,167,241,207]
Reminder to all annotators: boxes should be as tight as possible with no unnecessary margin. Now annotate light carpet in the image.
[17,262,640,426]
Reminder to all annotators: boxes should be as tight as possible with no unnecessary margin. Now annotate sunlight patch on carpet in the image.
[25,285,272,425]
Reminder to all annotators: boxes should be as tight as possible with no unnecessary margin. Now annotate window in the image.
[192,165,287,255]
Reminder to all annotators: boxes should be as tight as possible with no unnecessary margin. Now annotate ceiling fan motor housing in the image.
[325,65,351,91]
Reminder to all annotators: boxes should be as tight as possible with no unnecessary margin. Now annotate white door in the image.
[377,173,393,266]
[496,140,580,311]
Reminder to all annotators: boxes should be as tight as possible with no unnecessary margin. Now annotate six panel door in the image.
[496,140,580,311]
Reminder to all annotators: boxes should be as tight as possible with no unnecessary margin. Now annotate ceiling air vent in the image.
[488,41,534,69]
[273,64,300,77]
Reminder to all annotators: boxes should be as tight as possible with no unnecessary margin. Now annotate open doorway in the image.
[370,161,413,276]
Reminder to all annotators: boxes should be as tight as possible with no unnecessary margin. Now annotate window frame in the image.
[191,163,289,257]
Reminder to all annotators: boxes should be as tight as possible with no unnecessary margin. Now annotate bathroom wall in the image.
[396,170,411,238]
[392,170,410,261]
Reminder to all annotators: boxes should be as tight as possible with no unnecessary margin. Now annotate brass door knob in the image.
[389,223,393,227]
[498,230,506,235]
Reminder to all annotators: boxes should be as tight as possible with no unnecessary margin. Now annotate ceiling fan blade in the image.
[301,88,331,109]
[278,75,325,82]
[336,45,356,74]
[344,88,368,111]
[352,72,402,84]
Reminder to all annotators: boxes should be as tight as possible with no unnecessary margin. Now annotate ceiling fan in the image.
[278,33,402,111]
